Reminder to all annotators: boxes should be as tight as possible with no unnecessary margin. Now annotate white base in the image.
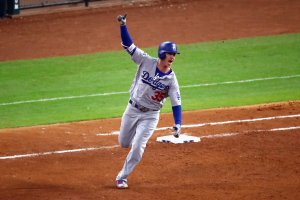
[156,134,201,144]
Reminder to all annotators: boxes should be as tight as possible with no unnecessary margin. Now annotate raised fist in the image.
[117,14,127,26]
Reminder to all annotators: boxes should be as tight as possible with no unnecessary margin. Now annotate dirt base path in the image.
[1,101,300,200]
[0,0,300,199]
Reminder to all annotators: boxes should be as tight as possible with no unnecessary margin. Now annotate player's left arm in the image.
[169,78,182,138]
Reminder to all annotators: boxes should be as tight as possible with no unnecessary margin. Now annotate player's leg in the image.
[118,104,139,148]
[116,111,159,181]
[116,103,140,188]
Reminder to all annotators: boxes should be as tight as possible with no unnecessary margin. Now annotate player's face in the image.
[164,52,176,67]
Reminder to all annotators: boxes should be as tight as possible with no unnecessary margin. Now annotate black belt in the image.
[129,99,158,112]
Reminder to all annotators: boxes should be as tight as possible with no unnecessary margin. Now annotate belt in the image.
[129,99,158,112]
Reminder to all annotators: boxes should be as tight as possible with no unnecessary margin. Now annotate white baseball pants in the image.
[116,103,159,181]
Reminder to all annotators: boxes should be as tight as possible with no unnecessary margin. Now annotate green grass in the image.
[0,33,300,128]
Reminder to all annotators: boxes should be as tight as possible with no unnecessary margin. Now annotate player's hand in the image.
[117,14,127,25]
[173,124,181,138]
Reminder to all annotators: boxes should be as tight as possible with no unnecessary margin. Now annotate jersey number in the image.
[151,91,165,102]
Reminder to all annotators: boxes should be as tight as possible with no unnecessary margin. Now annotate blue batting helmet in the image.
[158,41,180,60]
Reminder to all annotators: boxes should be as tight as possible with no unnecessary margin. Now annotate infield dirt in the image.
[0,0,300,199]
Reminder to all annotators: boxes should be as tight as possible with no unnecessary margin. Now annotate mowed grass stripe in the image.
[0,33,299,128]
[0,74,299,106]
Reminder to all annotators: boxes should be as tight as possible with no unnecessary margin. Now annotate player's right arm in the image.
[117,14,136,55]
[118,14,151,65]
[120,25,137,56]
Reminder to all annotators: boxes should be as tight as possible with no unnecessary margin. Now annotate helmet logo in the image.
[172,44,176,51]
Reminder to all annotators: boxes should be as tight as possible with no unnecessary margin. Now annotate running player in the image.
[116,14,182,189]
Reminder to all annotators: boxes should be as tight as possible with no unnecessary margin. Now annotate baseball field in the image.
[0,0,300,199]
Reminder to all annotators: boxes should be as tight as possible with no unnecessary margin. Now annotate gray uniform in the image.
[116,44,181,181]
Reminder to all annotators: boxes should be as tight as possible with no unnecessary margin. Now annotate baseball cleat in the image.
[116,180,128,189]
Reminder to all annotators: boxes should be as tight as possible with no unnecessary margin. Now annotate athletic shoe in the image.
[116,179,128,189]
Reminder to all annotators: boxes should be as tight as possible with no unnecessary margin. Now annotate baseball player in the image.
[116,14,182,189]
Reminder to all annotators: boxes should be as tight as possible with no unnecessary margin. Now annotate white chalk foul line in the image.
[1,125,300,160]
[1,74,299,106]
[180,74,300,88]
[199,126,300,139]
[0,91,128,106]
[0,145,119,160]
[2,125,300,160]
[200,133,240,139]
[96,113,300,136]
[268,126,300,131]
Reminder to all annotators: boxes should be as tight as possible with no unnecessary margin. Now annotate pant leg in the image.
[116,110,159,181]
[118,104,139,148]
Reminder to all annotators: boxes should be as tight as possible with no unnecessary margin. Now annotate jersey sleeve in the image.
[169,76,182,125]
[119,25,152,66]
[131,47,152,66]
[120,25,137,55]
[169,77,181,107]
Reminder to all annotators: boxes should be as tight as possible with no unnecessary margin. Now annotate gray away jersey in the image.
[128,45,181,110]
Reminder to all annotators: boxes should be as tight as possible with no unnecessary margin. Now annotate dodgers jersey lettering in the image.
[128,45,181,110]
